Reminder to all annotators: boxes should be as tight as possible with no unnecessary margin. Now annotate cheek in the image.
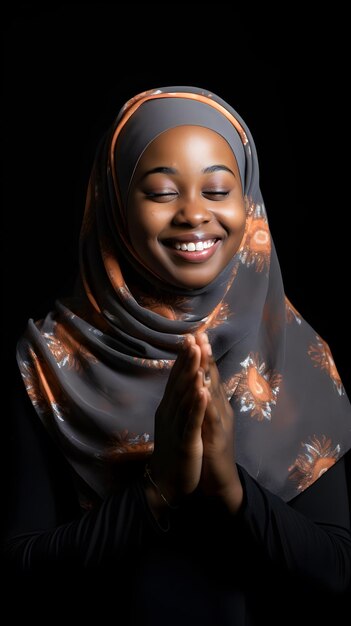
[237,211,247,232]
[223,204,246,257]
[127,205,161,242]
[227,203,247,232]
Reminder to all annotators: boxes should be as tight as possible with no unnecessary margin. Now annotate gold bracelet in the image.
[144,464,179,510]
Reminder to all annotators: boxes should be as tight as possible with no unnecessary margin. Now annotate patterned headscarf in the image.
[17,86,351,504]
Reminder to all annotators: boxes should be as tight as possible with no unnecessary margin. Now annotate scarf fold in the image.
[17,86,351,503]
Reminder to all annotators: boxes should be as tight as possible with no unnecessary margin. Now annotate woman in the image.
[4,87,351,624]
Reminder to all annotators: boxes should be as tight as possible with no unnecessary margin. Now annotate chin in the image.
[168,274,214,290]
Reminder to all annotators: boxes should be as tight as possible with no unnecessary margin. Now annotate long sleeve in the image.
[5,482,160,571]
[172,453,351,597]
[3,364,162,573]
[168,458,351,625]
[237,462,351,593]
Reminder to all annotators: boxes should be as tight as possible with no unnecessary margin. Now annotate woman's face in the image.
[126,125,246,289]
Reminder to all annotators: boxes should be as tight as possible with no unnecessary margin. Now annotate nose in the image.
[172,197,212,228]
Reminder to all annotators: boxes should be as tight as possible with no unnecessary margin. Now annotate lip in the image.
[165,239,222,263]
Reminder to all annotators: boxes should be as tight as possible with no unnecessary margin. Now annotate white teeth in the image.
[174,239,216,251]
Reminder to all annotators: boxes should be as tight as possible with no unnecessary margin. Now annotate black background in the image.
[3,4,350,395]
[2,5,350,620]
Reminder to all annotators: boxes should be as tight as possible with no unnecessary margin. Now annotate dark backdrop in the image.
[3,5,349,395]
[2,5,350,620]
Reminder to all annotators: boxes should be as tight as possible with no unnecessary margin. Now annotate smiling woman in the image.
[5,86,351,625]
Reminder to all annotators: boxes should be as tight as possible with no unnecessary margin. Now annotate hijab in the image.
[17,86,351,504]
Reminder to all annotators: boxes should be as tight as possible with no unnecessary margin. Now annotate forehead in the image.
[136,125,237,168]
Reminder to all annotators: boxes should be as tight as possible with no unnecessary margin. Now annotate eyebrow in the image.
[202,164,236,177]
[141,164,236,179]
[141,166,177,179]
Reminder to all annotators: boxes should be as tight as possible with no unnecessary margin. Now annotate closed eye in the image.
[146,192,177,197]
[145,191,178,202]
[202,191,229,199]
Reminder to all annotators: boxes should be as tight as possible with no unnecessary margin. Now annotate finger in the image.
[172,334,195,374]
[156,344,199,423]
[174,335,199,377]
[203,360,232,420]
[164,339,201,401]
[176,368,205,412]
[196,332,212,376]
[202,356,220,395]
[204,394,222,425]
[206,359,230,409]
[203,369,212,387]
[204,384,234,433]
[173,370,206,434]
[183,384,207,439]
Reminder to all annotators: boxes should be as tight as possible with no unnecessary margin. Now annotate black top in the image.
[2,365,351,626]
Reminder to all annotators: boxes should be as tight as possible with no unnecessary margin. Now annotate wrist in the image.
[143,464,179,519]
[144,479,169,515]
[215,466,244,514]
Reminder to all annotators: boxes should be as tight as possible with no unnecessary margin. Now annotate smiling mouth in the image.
[162,238,221,263]
[172,238,217,251]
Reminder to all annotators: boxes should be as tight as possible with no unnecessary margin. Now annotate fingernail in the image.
[207,343,212,356]
[182,335,190,350]
[203,370,211,385]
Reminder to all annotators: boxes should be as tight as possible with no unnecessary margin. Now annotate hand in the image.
[196,333,243,513]
[147,335,206,508]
